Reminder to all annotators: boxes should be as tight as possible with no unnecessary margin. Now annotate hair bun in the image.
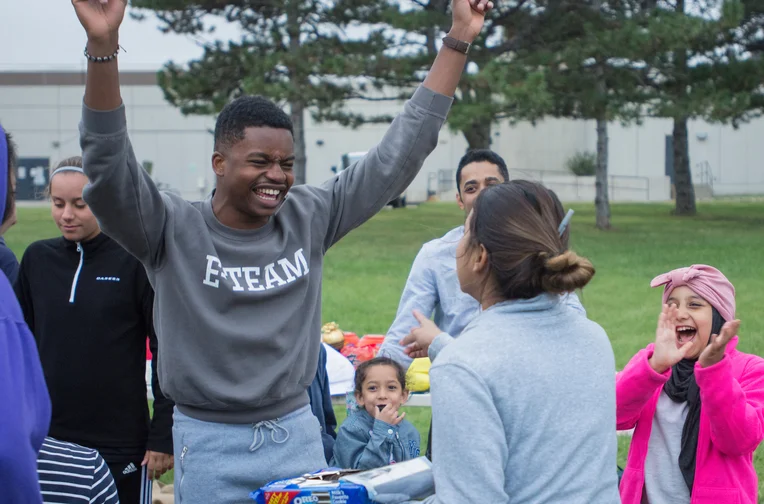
[541,250,595,293]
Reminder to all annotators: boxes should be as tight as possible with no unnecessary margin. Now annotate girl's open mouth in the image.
[676,325,697,345]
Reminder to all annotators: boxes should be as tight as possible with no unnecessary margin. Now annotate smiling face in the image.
[667,285,714,359]
[456,161,505,217]
[212,126,295,229]
[50,172,101,242]
[355,364,407,417]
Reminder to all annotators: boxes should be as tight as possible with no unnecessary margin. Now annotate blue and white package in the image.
[250,468,370,504]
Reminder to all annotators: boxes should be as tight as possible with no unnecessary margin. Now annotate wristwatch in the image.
[442,36,471,55]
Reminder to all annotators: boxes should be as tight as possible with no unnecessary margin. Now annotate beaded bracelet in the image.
[83,45,123,63]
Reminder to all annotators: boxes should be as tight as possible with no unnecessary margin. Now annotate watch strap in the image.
[442,36,471,55]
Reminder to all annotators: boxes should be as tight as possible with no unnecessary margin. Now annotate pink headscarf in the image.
[650,264,736,322]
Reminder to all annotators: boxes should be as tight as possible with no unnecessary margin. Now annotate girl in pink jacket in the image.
[617,264,764,504]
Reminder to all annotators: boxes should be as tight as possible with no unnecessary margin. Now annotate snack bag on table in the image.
[251,457,434,504]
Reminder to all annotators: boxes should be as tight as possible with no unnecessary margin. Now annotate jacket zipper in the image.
[69,243,84,304]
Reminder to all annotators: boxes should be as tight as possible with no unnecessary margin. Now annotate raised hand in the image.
[648,304,692,373]
[450,0,494,43]
[401,310,442,359]
[72,0,127,46]
[375,403,405,426]
[699,319,740,368]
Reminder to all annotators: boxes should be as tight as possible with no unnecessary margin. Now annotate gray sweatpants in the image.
[172,404,326,503]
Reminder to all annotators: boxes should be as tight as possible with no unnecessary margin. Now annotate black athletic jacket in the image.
[14,233,173,463]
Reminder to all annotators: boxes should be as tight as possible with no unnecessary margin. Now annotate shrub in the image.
[566,151,597,176]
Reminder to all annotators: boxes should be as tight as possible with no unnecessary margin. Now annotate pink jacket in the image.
[616,337,764,504]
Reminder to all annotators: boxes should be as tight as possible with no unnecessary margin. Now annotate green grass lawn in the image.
[8,200,764,497]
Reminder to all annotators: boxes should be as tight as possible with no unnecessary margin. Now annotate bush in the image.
[566,151,597,176]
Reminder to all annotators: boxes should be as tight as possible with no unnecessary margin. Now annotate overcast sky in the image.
[0,3,241,72]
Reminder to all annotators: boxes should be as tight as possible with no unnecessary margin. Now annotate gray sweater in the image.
[79,86,452,424]
[423,294,620,504]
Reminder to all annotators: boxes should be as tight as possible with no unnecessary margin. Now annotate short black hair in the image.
[214,96,293,151]
[3,131,16,225]
[456,149,509,193]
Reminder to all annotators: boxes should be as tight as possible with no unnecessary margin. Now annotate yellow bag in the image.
[406,358,432,392]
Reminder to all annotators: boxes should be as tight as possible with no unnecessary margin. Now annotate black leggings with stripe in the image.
[107,461,152,504]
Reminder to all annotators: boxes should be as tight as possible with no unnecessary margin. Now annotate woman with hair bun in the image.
[420,181,620,503]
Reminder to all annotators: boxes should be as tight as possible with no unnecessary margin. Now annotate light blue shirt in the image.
[379,226,587,368]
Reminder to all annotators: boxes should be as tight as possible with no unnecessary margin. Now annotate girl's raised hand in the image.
[648,304,691,373]
[375,403,405,426]
[699,319,740,368]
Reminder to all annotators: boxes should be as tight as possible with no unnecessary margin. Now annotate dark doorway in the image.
[16,158,49,201]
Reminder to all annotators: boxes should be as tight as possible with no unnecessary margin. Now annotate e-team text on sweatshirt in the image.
[203,248,310,292]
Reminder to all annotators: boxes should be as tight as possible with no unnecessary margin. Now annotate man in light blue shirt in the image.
[379,150,510,368]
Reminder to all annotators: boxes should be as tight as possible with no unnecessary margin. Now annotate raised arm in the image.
[321,0,493,249]
[618,304,691,430]
[615,347,668,430]
[73,0,168,267]
[378,247,440,368]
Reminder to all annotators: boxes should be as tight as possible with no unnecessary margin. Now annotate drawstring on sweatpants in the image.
[249,419,290,452]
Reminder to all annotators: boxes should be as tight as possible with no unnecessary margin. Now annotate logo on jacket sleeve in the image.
[409,440,420,459]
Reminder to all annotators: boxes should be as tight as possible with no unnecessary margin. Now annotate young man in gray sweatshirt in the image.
[72,0,493,501]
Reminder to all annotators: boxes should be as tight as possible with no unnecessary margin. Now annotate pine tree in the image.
[486,0,650,229]
[639,0,764,215]
[131,0,397,184]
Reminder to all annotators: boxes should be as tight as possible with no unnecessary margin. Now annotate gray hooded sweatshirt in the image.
[79,85,452,424]
[422,295,620,504]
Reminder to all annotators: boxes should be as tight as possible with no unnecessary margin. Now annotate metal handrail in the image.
[435,167,655,201]
[695,161,714,188]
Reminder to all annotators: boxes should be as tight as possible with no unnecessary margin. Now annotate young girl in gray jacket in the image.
[331,358,421,470]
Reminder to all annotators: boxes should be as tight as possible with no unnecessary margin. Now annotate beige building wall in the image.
[1,71,761,203]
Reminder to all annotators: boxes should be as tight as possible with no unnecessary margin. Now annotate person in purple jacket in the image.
[0,123,52,503]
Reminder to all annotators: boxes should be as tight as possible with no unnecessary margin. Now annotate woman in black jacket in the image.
[14,156,174,504]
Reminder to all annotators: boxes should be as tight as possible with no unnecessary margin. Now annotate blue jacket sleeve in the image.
[0,273,51,504]
[0,238,19,285]
[309,344,337,464]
